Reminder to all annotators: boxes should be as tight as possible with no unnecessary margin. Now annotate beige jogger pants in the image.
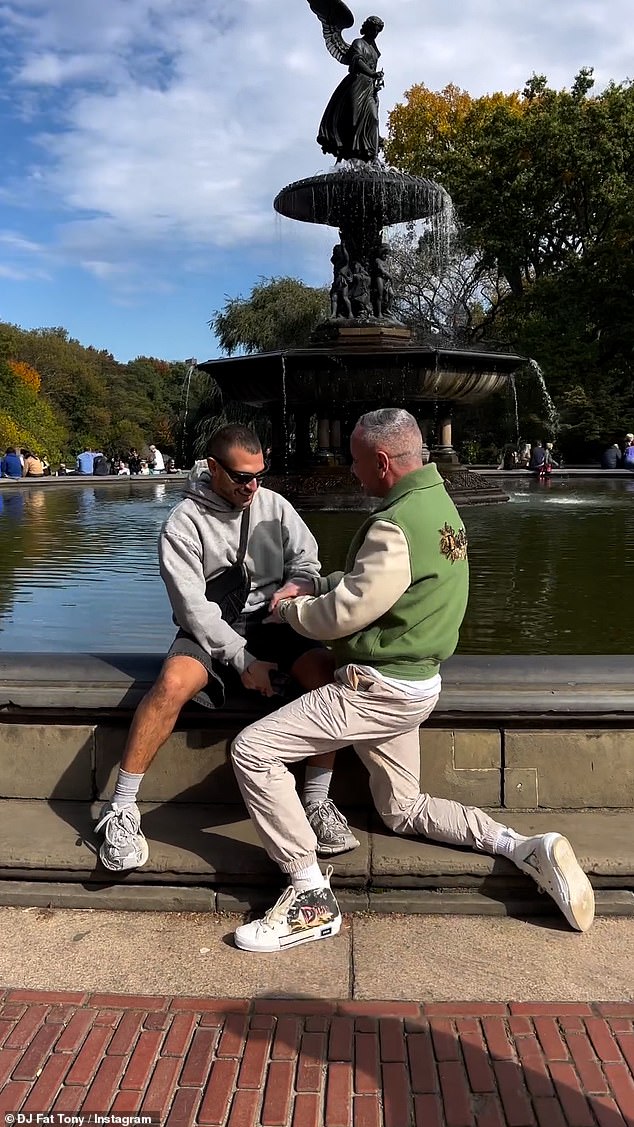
[231,665,509,875]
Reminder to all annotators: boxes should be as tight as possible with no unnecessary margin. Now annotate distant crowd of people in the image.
[499,440,561,474]
[601,433,634,470]
[0,447,50,478]
[0,443,180,479]
[66,445,177,477]
[498,433,634,473]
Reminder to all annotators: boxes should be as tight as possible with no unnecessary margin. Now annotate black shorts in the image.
[166,612,324,709]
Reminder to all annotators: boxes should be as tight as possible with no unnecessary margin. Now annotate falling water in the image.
[180,358,197,465]
[528,358,560,437]
[509,374,520,444]
[280,355,289,475]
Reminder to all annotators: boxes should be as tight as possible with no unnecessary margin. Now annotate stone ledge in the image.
[0,801,631,893]
[0,879,631,918]
[1,653,634,718]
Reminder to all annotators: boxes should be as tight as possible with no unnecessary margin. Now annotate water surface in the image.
[0,476,630,654]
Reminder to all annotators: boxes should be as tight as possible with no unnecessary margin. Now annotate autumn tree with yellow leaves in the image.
[385,70,634,451]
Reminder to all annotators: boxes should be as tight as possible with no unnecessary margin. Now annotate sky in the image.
[0,0,632,365]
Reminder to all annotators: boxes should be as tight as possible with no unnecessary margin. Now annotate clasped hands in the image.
[239,578,313,696]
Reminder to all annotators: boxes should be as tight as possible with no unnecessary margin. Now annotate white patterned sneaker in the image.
[511,832,595,932]
[305,799,360,856]
[94,802,149,872]
[234,866,342,953]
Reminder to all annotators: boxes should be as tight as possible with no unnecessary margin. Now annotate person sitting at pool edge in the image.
[95,424,359,871]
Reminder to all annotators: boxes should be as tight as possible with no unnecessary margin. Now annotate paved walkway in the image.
[1,907,634,1125]
[1,991,633,1126]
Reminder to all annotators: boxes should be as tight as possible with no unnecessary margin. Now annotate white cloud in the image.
[0,231,45,253]
[1,0,633,296]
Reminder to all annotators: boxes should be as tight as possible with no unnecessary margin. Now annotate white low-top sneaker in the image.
[511,832,595,932]
[234,867,342,953]
[94,801,149,872]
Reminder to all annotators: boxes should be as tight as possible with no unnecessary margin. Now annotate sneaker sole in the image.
[547,835,595,932]
[316,838,361,857]
[98,836,150,873]
[234,914,342,953]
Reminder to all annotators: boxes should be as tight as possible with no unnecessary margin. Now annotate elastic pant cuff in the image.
[481,827,504,855]
[279,852,318,875]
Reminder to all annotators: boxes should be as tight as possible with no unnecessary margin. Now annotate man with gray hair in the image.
[230,408,595,952]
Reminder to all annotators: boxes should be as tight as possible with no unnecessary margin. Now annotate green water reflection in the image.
[0,476,630,654]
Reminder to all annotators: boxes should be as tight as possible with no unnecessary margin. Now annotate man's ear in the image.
[376,449,390,475]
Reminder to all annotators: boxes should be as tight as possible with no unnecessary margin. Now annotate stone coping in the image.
[0,653,633,721]
[0,472,186,489]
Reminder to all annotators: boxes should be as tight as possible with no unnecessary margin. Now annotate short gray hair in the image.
[355,408,423,460]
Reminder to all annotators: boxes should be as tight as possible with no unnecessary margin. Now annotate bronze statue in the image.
[371,241,393,318]
[329,236,353,319]
[307,0,384,163]
[350,260,372,317]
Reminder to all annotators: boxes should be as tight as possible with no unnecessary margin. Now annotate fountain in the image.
[198,0,524,506]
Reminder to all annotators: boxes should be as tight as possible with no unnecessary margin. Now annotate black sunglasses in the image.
[212,454,269,485]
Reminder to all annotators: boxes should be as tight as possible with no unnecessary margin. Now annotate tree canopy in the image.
[385,71,634,451]
[0,323,187,464]
[211,276,329,355]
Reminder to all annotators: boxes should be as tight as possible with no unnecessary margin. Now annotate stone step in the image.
[0,801,632,911]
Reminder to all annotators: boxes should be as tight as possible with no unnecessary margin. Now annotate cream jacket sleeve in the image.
[279,520,412,640]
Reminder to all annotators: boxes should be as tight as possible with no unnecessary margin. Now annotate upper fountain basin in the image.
[273,167,447,228]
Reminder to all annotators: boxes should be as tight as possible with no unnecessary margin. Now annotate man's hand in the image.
[241,659,278,697]
[269,579,314,613]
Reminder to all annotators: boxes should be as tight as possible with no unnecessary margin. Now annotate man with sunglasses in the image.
[95,424,358,872]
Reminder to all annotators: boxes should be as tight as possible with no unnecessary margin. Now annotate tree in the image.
[0,323,188,460]
[0,339,67,459]
[385,72,634,452]
[211,277,329,355]
[389,228,493,340]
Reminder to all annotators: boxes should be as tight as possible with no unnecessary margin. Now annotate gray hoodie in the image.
[159,467,321,673]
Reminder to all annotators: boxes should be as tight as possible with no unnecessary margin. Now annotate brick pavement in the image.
[0,990,633,1126]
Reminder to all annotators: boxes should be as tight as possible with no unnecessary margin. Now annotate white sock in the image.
[291,863,325,893]
[111,769,144,807]
[493,828,528,858]
[303,765,333,806]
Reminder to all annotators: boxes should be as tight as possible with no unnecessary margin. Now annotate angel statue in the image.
[307,0,384,163]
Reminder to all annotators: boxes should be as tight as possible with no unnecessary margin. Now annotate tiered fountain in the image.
[199,0,522,506]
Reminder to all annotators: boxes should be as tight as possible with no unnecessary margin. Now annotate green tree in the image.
[385,71,634,452]
[211,276,329,354]
[0,337,67,460]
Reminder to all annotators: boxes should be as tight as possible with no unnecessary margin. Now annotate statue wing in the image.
[307,0,355,64]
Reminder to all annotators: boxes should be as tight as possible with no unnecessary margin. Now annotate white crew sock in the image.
[111,768,144,807]
[303,765,333,806]
[493,827,529,858]
[291,863,325,893]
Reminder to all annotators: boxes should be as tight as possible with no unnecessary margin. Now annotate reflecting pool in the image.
[0,476,630,654]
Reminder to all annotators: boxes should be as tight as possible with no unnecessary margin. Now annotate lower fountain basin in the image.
[198,344,521,408]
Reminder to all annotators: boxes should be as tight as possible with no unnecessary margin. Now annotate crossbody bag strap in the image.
[235,507,250,567]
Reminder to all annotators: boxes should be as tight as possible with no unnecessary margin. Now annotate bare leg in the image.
[121,655,209,773]
[96,655,212,873]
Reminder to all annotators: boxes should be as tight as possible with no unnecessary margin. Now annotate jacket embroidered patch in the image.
[438,522,468,563]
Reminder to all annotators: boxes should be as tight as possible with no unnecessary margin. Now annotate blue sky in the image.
[0,0,632,364]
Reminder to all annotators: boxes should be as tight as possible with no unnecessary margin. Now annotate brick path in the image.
[0,991,633,1126]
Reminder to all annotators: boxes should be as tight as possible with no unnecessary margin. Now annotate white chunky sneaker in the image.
[234,867,342,953]
[94,802,149,872]
[511,832,595,932]
[305,799,360,856]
